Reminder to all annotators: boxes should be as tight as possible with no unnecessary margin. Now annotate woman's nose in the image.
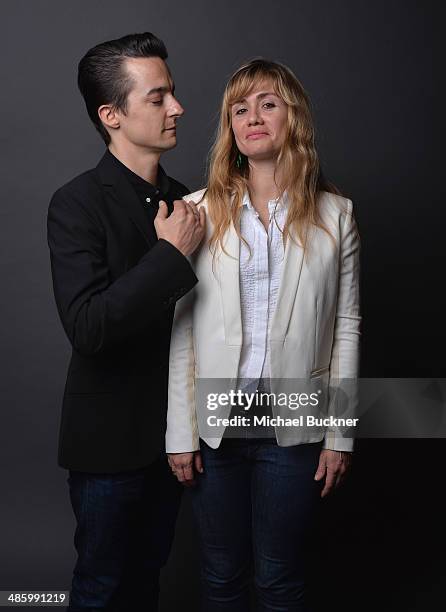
[247,107,262,125]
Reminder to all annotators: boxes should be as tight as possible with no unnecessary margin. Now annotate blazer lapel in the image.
[216,218,306,346]
[96,151,157,248]
[217,221,242,346]
[270,229,306,341]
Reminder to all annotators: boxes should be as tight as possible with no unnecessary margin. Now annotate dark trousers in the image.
[190,438,323,612]
[66,452,182,611]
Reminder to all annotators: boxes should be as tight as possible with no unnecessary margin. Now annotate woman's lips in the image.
[246,132,268,140]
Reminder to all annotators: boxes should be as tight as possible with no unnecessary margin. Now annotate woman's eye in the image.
[263,102,275,109]
[235,108,246,115]
[151,100,163,106]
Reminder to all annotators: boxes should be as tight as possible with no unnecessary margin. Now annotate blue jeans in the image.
[66,452,182,611]
[190,438,323,612]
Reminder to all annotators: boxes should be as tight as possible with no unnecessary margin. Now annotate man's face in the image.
[112,56,184,153]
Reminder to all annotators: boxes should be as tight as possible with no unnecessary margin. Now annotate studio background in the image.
[1,1,443,610]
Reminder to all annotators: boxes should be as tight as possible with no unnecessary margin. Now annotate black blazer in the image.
[47,151,198,473]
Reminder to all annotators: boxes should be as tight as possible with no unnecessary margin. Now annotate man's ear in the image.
[98,104,120,132]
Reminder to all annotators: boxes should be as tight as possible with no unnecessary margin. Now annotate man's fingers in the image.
[173,199,187,214]
[183,199,200,220]
[172,199,199,223]
[156,200,168,219]
[198,206,206,228]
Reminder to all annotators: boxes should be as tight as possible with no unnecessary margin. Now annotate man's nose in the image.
[169,95,184,117]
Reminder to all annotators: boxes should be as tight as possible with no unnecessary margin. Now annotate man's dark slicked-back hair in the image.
[78,32,168,145]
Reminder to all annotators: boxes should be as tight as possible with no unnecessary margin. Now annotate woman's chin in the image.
[245,150,279,163]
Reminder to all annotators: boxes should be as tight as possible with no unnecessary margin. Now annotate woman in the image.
[166,59,361,611]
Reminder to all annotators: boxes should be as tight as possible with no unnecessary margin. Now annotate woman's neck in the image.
[246,158,284,230]
[247,158,283,206]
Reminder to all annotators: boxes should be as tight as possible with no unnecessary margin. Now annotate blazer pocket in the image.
[310,365,330,378]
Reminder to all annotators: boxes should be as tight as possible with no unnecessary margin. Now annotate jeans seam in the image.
[84,476,91,559]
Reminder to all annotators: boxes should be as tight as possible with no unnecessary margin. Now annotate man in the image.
[47,32,205,611]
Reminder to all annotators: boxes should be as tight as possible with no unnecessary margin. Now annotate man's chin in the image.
[137,137,177,154]
[161,136,178,151]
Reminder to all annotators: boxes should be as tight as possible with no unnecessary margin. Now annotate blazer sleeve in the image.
[323,200,361,452]
[47,187,198,355]
[166,287,200,453]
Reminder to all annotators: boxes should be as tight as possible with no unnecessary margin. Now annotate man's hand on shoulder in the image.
[154,199,206,257]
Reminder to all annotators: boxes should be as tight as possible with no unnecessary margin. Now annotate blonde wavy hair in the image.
[205,58,340,256]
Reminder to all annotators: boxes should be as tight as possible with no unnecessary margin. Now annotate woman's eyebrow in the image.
[233,92,277,104]
[255,91,277,99]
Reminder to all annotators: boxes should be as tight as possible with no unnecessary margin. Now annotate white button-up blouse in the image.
[238,192,289,386]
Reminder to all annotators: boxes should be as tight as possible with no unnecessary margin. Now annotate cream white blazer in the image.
[166,190,361,453]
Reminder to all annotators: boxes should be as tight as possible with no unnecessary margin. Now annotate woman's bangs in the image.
[226,66,278,107]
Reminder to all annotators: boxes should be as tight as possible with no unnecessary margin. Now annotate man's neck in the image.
[108,143,161,184]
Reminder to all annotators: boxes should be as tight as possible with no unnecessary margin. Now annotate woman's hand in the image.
[167,451,203,487]
[314,449,352,498]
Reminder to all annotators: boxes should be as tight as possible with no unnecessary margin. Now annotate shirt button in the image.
[145,197,151,203]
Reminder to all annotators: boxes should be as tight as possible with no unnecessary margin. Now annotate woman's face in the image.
[230,78,288,163]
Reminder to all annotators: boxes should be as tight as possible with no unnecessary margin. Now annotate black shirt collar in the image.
[106,149,170,199]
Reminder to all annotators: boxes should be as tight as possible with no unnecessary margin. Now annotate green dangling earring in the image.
[236,152,243,169]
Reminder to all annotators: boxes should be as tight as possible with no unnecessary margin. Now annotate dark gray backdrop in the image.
[1,1,443,610]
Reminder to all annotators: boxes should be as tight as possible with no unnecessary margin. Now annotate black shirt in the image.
[107,150,189,220]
